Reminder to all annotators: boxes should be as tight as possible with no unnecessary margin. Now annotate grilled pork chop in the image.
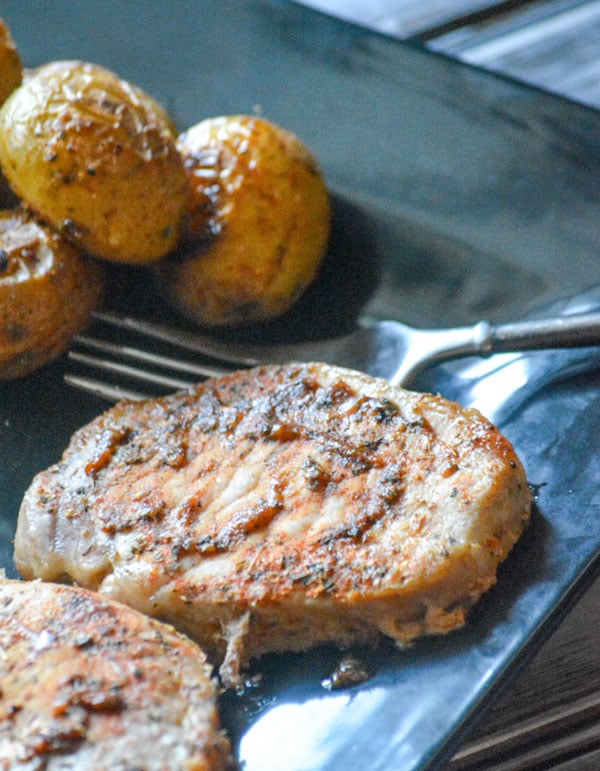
[15,363,531,685]
[0,577,233,770]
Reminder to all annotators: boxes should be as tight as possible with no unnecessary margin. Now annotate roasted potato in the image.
[156,115,331,326]
[0,210,104,378]
[0,60,188,264]
[0,19,22,107]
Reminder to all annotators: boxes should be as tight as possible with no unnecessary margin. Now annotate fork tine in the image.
[92,310,264,366]
[74,334,229,379]
[66,316,246,401]
[68,350,196,391]
[63,374,149,402]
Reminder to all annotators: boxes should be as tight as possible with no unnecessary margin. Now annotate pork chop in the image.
[0,577,233,770]
[15,363,531,685]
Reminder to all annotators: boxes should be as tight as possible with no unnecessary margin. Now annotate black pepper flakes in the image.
[302,456,330,491]
[73,633,94,649]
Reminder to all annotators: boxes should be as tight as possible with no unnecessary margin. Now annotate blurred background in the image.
[297,0,600,110]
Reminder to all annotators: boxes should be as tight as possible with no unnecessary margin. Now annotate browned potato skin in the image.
[0,19,22,107]
[0,20,25,208]
[0,18,20,211]
[0,60,188,264]
[0,210,104,378]
[157,115,331,326]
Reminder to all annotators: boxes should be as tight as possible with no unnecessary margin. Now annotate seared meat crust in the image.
[0,578,232,770]
[15,363,531,684]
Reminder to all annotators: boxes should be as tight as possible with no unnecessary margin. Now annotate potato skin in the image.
[157,115,331,326]
[0,19,22,107]
[0,60,188,264]
[0,210,104,378]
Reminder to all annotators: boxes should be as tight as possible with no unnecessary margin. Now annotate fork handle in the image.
[478,312,600,355]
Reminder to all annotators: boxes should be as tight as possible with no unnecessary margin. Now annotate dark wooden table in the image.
[300,0,600,111]
[298,2,600,767]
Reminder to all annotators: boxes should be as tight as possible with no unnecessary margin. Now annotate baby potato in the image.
[0,210,104,378]
[0,60,188,264]
[156,115,331,326]
[0,19,22,107]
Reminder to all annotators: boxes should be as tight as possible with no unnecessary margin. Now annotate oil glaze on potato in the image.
[157,115,331,326]
[0,60,188,264]
[0,19,22,107]
[0,210,104,378]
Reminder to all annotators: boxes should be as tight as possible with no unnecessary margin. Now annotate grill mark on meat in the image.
[84,425,132,477]
[318,460,406,543]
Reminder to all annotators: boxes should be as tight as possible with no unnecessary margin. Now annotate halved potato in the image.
[0,19,22,107]
[0,60,188,264]
[157,115,331,326]
[0,210,104,378]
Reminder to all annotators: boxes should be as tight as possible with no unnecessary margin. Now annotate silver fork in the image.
[66,307,600,401]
